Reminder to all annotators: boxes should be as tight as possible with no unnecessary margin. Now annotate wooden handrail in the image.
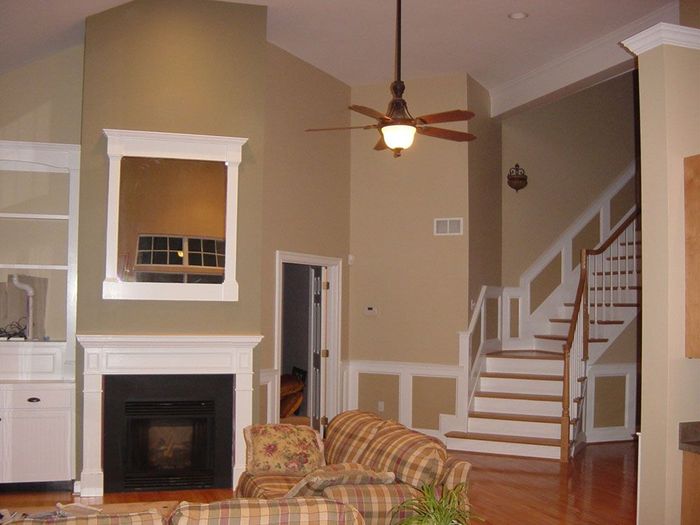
[559,207,640,461]
[587,209,640,256]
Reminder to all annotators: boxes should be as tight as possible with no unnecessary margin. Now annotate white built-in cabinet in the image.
[0,141,79,483]
[0,382,75,482]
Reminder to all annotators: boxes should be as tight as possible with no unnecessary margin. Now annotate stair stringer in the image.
[500,163,637,352]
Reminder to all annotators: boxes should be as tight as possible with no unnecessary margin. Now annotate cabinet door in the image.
[5,409,73,482]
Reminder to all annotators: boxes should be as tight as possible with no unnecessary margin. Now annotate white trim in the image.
[273,251,343,424]
[101,129,247,302]
[346,359,465,439]
[622,22,700,55]
[259,367,277,424]
[76,334,262,496]
[585,362,637,443]
[491,2,678,116]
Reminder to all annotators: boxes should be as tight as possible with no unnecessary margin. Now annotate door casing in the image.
[273,251,342,426]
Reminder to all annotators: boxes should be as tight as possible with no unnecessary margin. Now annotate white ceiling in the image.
[0,0,676,95]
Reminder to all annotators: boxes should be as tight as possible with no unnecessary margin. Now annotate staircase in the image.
[446,165,640,461]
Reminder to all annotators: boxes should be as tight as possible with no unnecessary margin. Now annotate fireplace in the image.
[103,374,233,492]
[77,334,261,497]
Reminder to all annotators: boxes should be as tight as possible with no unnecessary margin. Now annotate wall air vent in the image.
[434,218,463,236]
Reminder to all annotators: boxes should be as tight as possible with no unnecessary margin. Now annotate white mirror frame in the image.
[102,129,247,301]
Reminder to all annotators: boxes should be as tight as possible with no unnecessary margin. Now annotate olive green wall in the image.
[260,45,351,371]
[0,45,83,143]
[78,0,266,334]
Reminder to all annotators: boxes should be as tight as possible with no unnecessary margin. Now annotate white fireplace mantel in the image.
[76,334,262,496]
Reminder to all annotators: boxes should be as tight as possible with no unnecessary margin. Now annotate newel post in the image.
[560,342,571,462]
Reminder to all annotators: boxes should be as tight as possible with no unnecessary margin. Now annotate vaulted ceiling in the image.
[0,0,677,114]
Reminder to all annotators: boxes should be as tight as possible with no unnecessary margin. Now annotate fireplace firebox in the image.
[103,375,233,492]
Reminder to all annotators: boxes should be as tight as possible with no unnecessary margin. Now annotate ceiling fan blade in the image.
[374,137,388,150]
[415,109,475,124]
[350,105,390,121]
[417,126,476,142]
[306,124,378,132]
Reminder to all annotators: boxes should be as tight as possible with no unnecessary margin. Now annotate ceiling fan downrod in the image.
[383,0,415,156]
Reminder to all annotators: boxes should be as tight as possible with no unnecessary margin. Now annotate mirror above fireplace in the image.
[102,129,247,301]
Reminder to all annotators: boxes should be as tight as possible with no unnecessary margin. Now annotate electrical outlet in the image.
[377,400,384,412]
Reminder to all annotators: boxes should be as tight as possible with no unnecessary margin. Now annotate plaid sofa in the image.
[236,410,472,525]
[11,498,364,525]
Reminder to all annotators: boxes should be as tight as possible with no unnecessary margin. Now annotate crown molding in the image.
[490,2,678,117]
[621,22,700,56]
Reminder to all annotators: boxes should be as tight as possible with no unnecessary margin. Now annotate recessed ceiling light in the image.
[508,12,529,20]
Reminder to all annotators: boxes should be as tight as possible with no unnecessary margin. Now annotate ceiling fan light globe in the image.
[381,124,416,151]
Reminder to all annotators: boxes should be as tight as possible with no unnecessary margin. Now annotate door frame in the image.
[273,250,343,424]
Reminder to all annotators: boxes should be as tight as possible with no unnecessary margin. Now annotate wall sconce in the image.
[507,163,528,192]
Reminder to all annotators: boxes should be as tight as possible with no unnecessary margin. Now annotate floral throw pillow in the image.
[244,424,325,476]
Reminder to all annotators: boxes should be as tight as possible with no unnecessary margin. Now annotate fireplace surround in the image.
[103,374,233,492]
[76,334,262,497]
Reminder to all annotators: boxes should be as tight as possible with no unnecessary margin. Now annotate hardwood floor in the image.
[0,441,637,524]
[457,441,638,525]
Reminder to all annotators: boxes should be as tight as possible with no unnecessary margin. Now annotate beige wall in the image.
[680,0,700,28]
[358,373,399,420]
[593,375,626,428]
[349,74,469,365]
[260,45,351,371]
[0,45,83,143]
[637,43,700,524]
[78,0,267,335]
[596,319,639,364]
[501,73,637,286]
[467,76,502,305]
[412,376,456,430]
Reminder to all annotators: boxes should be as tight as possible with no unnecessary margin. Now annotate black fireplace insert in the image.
[103,374,233,492]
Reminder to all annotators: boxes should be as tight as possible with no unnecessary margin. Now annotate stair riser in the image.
[468,418,560,439]
[445,437,560,459]
[479,378,562,396]
[473,397,562,416]
[485,357,563,375]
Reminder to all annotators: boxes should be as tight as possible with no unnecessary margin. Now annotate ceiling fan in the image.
[306,0,476,157]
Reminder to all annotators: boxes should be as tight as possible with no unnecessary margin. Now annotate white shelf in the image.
[0,213,69,221]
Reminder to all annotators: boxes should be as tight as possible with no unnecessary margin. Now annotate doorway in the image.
[274,251,342,433]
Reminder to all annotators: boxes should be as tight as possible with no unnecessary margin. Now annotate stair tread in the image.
[594,270,641,275]
[469,411,561,424]
[606,255,641,260]
[564,302,639,307]
[589,285,641,290]
[480,372,563,381]
[475,390,562,402]
[445,431,560,447]
[550,318,625,325]
[487,350,564,360]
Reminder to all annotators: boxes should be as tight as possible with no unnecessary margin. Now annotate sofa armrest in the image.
[439,456,472,491]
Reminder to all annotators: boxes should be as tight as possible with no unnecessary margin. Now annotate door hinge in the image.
[321,349,330,358]
[322,281,330,290]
